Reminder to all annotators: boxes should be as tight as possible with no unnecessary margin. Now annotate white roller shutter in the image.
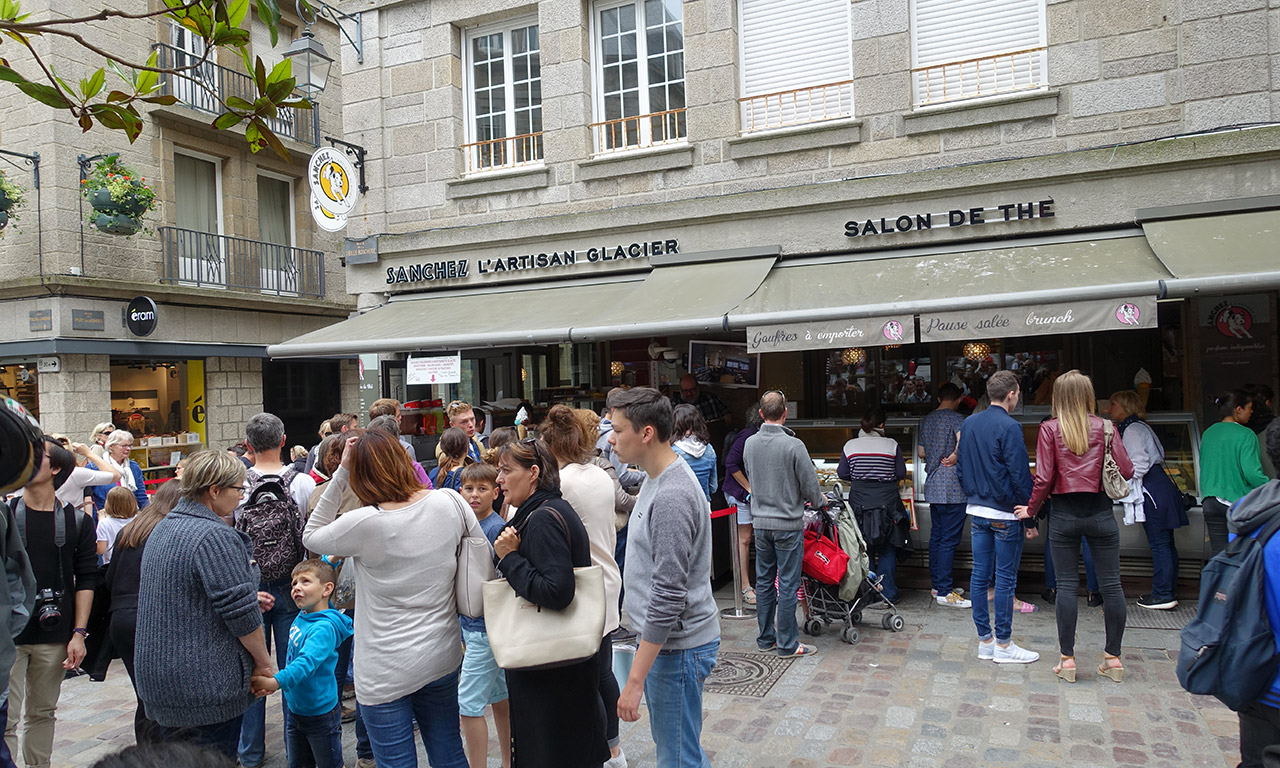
[739,0,853,131]
[911,0,1045,105]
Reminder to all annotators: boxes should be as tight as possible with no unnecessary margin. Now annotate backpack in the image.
[235,467,305,582]
[1177,513,1280,711]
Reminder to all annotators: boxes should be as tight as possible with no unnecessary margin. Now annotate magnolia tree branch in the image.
[28,25,216,74]
[5,0,205,29]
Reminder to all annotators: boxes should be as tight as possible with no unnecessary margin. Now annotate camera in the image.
[33,588,62,630]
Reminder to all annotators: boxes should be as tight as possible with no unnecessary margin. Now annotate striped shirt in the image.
[837,431,906,483]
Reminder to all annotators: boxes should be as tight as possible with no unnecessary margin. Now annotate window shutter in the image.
[912,0,1045,105]
[739,0,853,130]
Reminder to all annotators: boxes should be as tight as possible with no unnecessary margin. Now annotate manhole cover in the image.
[704,652,796,698]
[1126,603,1198,630]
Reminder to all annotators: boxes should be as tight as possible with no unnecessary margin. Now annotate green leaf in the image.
[106,60,130,83]
[89,103,126,130]
[224,95,254,111]
[85,68,105,99]
[78,112,92,132]
[212,111,241,130]
[256,0,281,46]
[226,0,248,30]
[119,106,143,142]
[264,77,293,104]
[106,89,131,102]
[266,57,292,85]
[252,117,290,161]
[140,94,179,105]
[135,49,159,94]
[15,80,70,108]
[211,27,250,48]
[277,99,311,109]
[0,64,26,84]
[254,55,267,92]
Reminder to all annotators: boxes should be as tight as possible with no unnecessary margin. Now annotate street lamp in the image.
[282,28,333,98]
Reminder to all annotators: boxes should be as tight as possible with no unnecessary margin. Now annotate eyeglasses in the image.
[320,431,333,437]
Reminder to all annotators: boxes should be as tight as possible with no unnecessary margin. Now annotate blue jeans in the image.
[360,667,468,768]
[1142,517,1179,602]
[927,502,967,595]
[354,705,372,761]
[754,529,803,654]
[239,578,298,767]
[0,695,14,768]
[969,517,1024,643]
[645,640,718,768]
[1044,537,1099,593]
[870,539,899,603]
[158,714,244,761]
[285,705,343,768]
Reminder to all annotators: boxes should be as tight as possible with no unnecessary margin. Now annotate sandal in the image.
[741,588,757,606]
[1053,655,1076,683]
[1016,600,1039,614]
[1097,654,1124,683]
[779,643,818,659]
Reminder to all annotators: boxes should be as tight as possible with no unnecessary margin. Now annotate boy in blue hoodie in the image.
[251,559,354,768]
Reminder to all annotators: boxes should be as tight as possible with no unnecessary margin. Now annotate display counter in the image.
[789,410,1207,577]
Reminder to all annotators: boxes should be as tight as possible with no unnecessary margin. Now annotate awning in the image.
[918,296,1158,342]
[728,233,1176,329]
[1143,209,1279,279]
[746,316,913,353]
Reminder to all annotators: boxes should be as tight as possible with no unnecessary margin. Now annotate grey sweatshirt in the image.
[743,423,825,531]
[624,457,720,650]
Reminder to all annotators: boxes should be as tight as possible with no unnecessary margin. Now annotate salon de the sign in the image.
[385,238,680,285]
[844,199,1055,238]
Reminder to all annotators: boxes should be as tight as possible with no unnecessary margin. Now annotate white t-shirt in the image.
[97,515,134,564]
[56,466,117,509]
[965,502,1016,522]
[559,462,622,634]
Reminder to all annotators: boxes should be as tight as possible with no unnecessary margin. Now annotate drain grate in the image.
[1126,603,1198,630]
[704,652,796,698]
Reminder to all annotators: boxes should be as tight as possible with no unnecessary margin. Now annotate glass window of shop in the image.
[0,362,39,419]
[109,360,203,478]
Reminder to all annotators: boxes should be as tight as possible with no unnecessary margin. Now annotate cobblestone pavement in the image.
[46,587,1239,768]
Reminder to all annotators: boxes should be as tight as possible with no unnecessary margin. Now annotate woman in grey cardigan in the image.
[134,451,274,759]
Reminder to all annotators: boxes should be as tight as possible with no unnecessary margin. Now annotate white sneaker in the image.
[993,642,1039,664]
[977,640,994,660]
[604,748,628,768]
[936,590,972,608]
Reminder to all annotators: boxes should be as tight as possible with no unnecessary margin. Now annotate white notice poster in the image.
[406,354,462,385]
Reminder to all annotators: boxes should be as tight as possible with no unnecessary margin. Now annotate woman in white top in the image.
[303,429,481,768]
[57,442,121,511]
[538,405,625,768]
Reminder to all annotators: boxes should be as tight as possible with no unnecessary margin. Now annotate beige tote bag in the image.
[448,492,497,619]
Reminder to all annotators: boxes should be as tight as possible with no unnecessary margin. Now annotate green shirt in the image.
[1200,421,1269,503]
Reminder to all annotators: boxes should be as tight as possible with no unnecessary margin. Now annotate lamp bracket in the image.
[0,149,41,189]
[298,0,363,63]
[324,136,368,194]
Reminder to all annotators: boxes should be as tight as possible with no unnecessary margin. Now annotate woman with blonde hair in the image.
[89,423,116,459]
[1107,390,1188,611]
[1018,370,1134,684]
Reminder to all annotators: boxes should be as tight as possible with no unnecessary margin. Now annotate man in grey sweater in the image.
[608,387,720,768]
[744,390,825,658]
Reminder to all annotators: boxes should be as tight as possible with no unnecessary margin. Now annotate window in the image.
[463,21,543,173]
[911,0,1046,106]
[256,173,297,295]
[173,151,223,287]
[250,19,299,140]
[738,0,853,132]
[591,0,685,153]
[169,23,219,110]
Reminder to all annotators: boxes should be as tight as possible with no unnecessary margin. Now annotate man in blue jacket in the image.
[956,370,1039,665]
[1228,420,1280,768]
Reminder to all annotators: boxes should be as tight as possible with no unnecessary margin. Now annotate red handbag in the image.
[803,529,849,585]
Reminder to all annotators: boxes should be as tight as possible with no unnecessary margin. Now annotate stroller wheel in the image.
[803,618,824,637]
[840,625,860,645]
[849,609,862,625]
[882,613,905,632]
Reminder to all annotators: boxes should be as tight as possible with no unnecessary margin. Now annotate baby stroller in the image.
[801,483,905,645]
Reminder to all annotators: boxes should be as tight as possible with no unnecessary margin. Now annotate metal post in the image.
[720,505,756,620]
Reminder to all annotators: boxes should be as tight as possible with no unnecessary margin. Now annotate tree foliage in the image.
[0,0,313,159]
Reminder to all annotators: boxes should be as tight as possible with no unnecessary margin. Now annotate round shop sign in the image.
[1115,302,1142,326]
[307,147,358,217]
[125,296,158,337]
[311,191,348,232]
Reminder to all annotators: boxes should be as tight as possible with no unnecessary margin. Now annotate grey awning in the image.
[1143,209,1279,279]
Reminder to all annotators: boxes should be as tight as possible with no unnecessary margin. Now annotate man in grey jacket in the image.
[744,390,825,658]
[608,387,719,768]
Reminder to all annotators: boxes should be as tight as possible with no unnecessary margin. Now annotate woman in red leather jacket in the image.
[1016,370,1134,684]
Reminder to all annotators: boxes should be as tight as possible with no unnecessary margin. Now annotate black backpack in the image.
[235,467,305,583]
[1177,512,1280,711]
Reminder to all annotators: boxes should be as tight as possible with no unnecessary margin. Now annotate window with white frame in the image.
[738,0,853,132]
[173,151,224,287]
[591,0,685,154]
[463,20,543,173]
[256,173,298,295]
[169,23,219,111]
[911,0,1046,107]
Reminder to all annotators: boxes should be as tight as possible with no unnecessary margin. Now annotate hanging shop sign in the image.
[384,239,680,285]
[844,199,1055,238]
[1199,294,1274,424]
[918,296,1156,342]
[406,353,461,385]
[124,297,158,337]
[747,317,913,353]
[308,147,359,229]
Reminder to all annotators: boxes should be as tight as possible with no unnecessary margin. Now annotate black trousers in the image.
[1204,496,1231,558]
[596,636,620,745]
[1048,499,1126,657]
[108,608,163,744]
[1240,701,1280,768]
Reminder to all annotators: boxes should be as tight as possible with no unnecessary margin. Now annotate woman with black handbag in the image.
[1017,370,1134,684]
[491,439,609,768]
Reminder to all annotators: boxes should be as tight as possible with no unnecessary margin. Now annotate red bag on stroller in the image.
[803,529,849,585]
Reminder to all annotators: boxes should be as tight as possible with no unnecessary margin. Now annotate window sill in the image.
[902,90,1060,135]
[728,118,863,160]
[445,166,548,199]
[576,143,693,181]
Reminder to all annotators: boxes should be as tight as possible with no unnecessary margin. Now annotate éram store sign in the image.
[385,239,680,285]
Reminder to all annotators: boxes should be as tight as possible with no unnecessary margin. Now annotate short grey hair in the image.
[245,412,286,453]
[105,429,134,448]
[368,414,401,437]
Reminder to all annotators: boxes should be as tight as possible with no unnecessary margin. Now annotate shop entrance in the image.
[0,362,39,419]
[109,359,204,483]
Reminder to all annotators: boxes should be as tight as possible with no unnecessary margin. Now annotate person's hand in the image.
[257,591,275,613]
[251,675,280,697]
[253,661,277,683]
[1025,526,1039,540]
[71,442,91,456]
[340,436,359,470]
[494,528,521,559]
[618,679,643,722]
[63,634,87,670]
[1013,505,1030,520]
[941,453,958,467]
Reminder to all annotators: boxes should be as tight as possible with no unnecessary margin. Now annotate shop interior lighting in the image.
[840,348,866,366]
[610,361,625,376]
[963,342,992,361]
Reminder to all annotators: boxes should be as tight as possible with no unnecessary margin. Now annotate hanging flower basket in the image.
[81,155,156,235]
[0,211,8,230]
[0,170,27,232]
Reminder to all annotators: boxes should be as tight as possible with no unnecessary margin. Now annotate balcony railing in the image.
[913,46,1047,106]
[590,108,687,155]
[151,43,319,146]
[739,80,854,133]
[158,226,325,299]
[462,132,545,174]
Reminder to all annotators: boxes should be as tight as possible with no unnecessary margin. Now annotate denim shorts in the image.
[728,495,752,525]
[458,629,508,717]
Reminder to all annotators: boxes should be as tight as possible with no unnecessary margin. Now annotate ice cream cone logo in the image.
[1115,303,1141,326]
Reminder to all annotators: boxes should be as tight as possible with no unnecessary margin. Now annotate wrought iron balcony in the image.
[158,226,325,299]
[151,43,319,146]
